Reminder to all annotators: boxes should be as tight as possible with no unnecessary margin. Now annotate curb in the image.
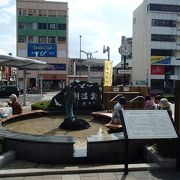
[0,151,16,169]
[0,163,161,177]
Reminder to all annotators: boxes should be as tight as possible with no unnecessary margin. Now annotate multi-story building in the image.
[132,0,180,93]
[113,36,132,85]
[16,0,68,91]
[69,58,105,85]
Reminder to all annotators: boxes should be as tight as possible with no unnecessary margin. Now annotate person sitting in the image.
[110,96,126,124]
[7,94,22,115]
[159,98,173,121]
[144,95,156,110]
[154,95,162,109]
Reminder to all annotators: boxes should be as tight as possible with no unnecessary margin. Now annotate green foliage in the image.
[31,100,51,110]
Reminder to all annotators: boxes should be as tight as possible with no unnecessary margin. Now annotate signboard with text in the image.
[49,81,102,111]
[122,110,178,139]
[28,43,57,57]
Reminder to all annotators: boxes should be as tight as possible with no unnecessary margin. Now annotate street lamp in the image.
[80,50,98,82]
[103,45,110,60]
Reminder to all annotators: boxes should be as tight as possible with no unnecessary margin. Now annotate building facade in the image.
[69,58,105,85]
[16,0,68,91]
[132,0,180,93]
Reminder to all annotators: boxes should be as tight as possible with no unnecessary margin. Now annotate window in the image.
[38,23,47,29]
[48,23,56,30]
[58,24,66,30]
[18,8,26,16]
[48,10,57,17]
[18,36,27,43]
[38,36,47,43]
[57,10,67,17]
[27,23,33,29]
[38,9,47,16]
[151,49,173,56]
[58,36,66,43]
[28,9,37,16]
[28,36,37,43]
[152,19,176,27]
[148,4,177,12]
[48,36,56,43]
[18,22,26,29]
[151,34,175,42]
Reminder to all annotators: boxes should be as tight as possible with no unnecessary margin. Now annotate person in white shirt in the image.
[110,96,126,124]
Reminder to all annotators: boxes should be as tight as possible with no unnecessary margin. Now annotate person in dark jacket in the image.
[7,94,22,115]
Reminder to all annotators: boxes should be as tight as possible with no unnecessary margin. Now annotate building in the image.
[132,0,180,93]
[16,0,68,91]
[69,58,105,85]
[0,50,17,86]
[114,36,132,85]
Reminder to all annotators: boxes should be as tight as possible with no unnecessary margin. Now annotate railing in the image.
[109,95,145,110]
[129,96,145,102]
[110,95,145,103]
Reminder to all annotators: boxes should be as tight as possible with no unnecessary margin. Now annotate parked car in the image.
[0,86,21,98]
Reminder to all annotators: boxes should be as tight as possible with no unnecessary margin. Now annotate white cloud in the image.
[0,0,11,8]
[0,0,144,65]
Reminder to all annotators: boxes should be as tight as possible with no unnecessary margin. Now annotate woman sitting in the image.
[7,94,22,115]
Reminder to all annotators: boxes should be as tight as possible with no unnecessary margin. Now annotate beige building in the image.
[16,0,68,91]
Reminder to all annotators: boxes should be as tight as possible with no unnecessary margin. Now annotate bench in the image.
[105,123,122,130]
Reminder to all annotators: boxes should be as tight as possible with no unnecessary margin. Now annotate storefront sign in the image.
[118,70,131,74]
[151,56,171,65]
[45,64,66,71]
[28,43,57,57]
[151,65,165,75]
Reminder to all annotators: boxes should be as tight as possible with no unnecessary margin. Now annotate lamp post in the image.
[80,50,98,82]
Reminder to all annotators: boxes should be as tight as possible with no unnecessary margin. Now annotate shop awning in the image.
[0,54,48,106]
[0,54,47,69]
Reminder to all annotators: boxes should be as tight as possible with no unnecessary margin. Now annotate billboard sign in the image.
[151,65,165,75]
[151,56,171,65]
[28,43,57,57]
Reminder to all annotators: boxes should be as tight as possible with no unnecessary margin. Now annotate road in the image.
[0,91,59,105]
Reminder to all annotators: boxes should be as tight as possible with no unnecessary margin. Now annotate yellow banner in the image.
[104,60,112,86]
[151,56,166,64]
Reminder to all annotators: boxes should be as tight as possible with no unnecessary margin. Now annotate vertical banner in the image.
[104,60,113,86]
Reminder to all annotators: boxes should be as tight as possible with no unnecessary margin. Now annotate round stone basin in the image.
[0,111,111,163]
[4,114,109,148]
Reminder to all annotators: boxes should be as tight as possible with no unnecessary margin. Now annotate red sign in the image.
[151,65,165,75]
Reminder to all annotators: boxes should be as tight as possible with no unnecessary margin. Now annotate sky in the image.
[0,0,143,66]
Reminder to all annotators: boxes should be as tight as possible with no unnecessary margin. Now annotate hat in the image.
[118,96,126,105]
[9,94,17,100]
[159,98,170,108]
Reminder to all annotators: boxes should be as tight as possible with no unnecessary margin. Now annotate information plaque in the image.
[122,110,178,140]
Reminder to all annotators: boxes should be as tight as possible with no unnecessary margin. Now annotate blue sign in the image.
[28,43,57,57]
[46,64,66,71]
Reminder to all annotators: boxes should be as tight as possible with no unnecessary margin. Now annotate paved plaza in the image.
[1,166,180,179]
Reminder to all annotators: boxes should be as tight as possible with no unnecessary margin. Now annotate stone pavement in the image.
[1,161,180,179]
[0,168,180,179]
